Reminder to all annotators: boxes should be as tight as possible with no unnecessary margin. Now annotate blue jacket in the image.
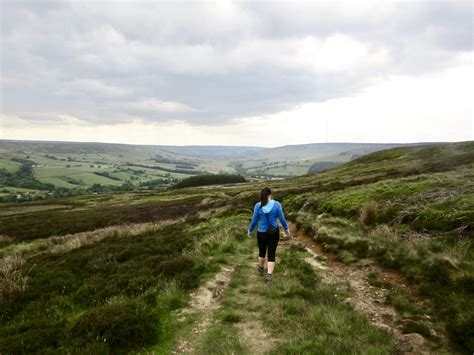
[248,200,289,234]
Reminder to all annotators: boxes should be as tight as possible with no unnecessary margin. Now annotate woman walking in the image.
[248,187,290,283]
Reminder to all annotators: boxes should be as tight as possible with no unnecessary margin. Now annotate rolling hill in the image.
[0,140,422,201]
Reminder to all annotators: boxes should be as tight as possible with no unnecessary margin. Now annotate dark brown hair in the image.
[259,187,272,207]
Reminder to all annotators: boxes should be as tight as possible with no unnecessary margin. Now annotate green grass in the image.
[0,158,22,173]
[37,176,80,189]
[72,172,124,186]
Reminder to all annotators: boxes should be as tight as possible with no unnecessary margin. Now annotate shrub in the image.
[156,255,201,289]
[174,174,246,188]
[69,303,158,351]
[359,201,377,226]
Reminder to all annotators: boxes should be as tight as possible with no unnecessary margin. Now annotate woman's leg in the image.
[257,232,268,268]
[267,261,276,274]
[266,231,280,274]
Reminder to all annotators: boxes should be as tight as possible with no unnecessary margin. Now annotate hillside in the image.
[0,140,236,200]
[0,141,472,353]
[0,140,418,202]
[233,142,418,178]
[235,142,406,161]
[159,145,265,158]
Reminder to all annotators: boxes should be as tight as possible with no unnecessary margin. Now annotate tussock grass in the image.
[360,201,377,226]
[0,254,28,305]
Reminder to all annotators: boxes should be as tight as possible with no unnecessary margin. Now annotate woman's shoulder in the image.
[273,200,282,209]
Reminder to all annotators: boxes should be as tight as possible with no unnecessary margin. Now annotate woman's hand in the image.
[285,229,291,238]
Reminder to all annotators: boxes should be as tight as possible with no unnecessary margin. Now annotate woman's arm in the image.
[277,202,290,235]
[248,204,259,235]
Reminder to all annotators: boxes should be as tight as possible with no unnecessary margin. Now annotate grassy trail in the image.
[288,224,448,354]
[169,224,448,354]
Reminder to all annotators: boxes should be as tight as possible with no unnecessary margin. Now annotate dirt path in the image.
[172,225,446,354]
[233,258,280,354]
[173,265,235,354]
[287,223,442,354]
[172,257,279,354]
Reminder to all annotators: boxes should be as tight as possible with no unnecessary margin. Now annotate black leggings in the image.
[257,230,280,262]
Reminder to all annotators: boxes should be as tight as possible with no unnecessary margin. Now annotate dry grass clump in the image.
[369,225,398,243]
[446,237,471,263]
[359,201,377,227]
[197,207,227,219]
[50,223,152,253]
[5,220,178,258]
[0,254,28,305]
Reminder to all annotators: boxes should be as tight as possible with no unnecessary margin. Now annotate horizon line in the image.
[0,137,461,149]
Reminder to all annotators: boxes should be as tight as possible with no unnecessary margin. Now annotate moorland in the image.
[0,141,472,354]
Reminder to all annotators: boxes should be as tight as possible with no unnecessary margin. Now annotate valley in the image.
[0,140,414,202]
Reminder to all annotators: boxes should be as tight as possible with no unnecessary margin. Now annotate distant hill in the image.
[0,139,432,198]
[159,145,266,158]
[234,142,409,161]
[232,142,422,178]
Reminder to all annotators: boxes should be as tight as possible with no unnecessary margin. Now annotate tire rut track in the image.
[173,265,235,354]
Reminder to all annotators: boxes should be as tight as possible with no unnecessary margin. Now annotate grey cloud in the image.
[1,1,472,126]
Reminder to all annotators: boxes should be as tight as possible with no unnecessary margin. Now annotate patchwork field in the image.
[0,141,472,354]
[0,140,418,202]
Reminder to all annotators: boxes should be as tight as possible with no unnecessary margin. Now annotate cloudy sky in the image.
[0,0,472,147]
